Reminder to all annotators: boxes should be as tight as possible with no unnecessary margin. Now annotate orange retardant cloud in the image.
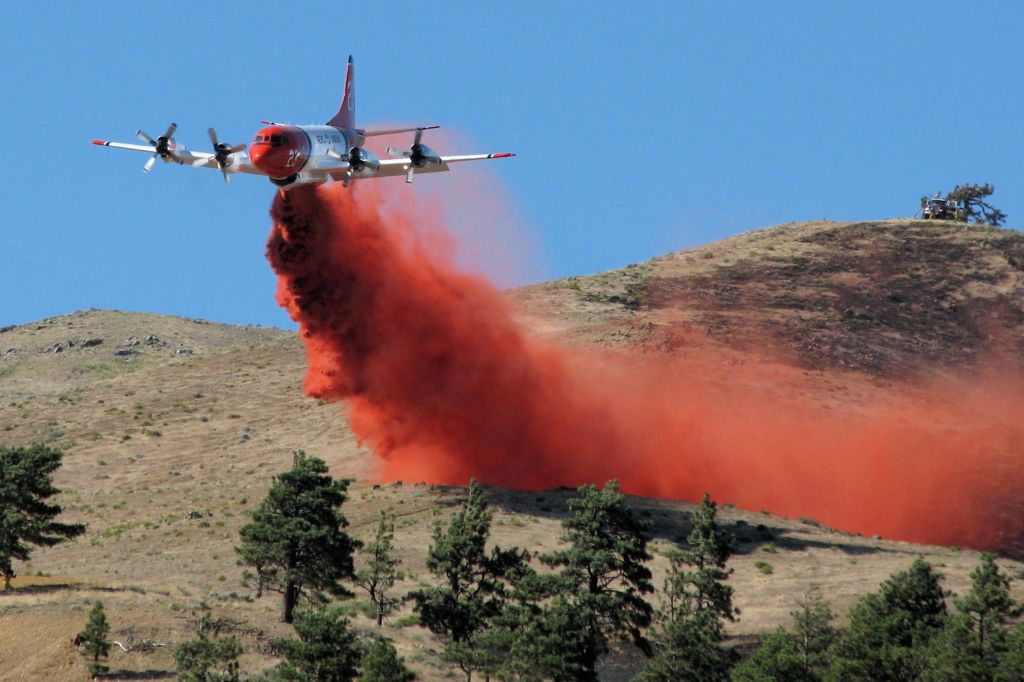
[266,181,1024,553]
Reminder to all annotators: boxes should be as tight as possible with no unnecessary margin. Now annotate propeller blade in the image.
[137,130,156,146]
[163,122,178,139]
[143,154,157,173]
[222,168,231,183]
[406,168,415,184]
[207,127,219,148]
[228,143,246,154]
[413,129,423,147]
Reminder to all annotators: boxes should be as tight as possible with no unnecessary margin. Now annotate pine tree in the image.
[791,587,836,675]
[995,624,1024,682]
[359,636,415,682]
[408,479,531,680]
[663,493,737,623]
[236,451,359,623]
[267,608,363,682]
[731,629,811,682]
[946,184,1007,225]
[637,493,736,682]
[467,574,584,681]
[355,511,401,626]
[731,587,834,682]
[77,600,111,677]
[954,552,1015,666]
[541,480,654,681]
[0,443,86,590]
[828,558,948,681]
[173,606,243,682]
[921,552,1017,681]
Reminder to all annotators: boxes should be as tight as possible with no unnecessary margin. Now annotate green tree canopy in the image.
[828,558,948,681]
[0,443,86,590]
[731,587,835,682]
[955,552,1016,664]
[237,451,359,623]
[409,479,531,680]
[542,480,654,681]
[921,552,1017,681]
[359,636,415,682]
[174,606,243,682]
[947,184,1007,226]
[638,493,737,682]
[354,511,402,627]
[77,600,111,677]
[266,608,363,682]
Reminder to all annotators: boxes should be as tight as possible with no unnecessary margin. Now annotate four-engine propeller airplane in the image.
[92,57,514,188]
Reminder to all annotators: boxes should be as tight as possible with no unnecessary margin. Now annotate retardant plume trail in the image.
[266,182,1024,553]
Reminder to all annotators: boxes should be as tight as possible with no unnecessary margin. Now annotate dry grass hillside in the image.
[516,219,1024,378]
[1,219,1023,680]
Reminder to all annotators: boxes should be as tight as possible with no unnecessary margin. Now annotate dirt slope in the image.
[1,219,1023,680]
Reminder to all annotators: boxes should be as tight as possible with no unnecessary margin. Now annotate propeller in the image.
[207,128,246,183]
[386,129,439,184]
[136,122,177,173]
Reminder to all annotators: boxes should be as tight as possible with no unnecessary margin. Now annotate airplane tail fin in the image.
[328,56,356,129]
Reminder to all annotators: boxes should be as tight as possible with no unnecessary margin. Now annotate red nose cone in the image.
[249,126,309,178]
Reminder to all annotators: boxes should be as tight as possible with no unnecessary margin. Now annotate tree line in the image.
[4,443,1024,680]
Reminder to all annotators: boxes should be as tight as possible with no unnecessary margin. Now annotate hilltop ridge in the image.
[516,219,1024,378]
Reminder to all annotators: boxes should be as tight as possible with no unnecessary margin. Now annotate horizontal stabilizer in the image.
[363,125,440,138]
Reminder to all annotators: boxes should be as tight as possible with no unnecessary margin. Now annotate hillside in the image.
[1,220,1022,680]
[516,219,1024,378]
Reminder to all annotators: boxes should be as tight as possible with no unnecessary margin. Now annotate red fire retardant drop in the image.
[267,182,1024,553]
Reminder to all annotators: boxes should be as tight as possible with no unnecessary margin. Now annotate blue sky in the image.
[2,2,1022,328]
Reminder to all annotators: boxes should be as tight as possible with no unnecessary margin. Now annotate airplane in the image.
[91,56,514,188]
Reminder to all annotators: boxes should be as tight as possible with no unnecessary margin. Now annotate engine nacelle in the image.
[347,147,380,173]
[411,144,440,167]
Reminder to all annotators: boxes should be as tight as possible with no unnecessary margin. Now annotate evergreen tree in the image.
[791,587,836,675]
[359,636,415,682]
[731,587,835,682]
[0,443,86,590]
[663,493,737,623]
[731,629,811,682]
[493,594,589,681]
[236,451,359,623]
[995,624,1024,682]
[267,608,362,682]
[947,184,1007,226]
[637,611,734,682]
[921,552,1017,681]
[174,606,243,682]
[542,480,654,681]
[77,600,111,677]
[355,511,401,626]
[638,494,737,682]
[408,479,530,680]
[954,552,1015,667]
[454,572,587,682]
[827,558,948,681]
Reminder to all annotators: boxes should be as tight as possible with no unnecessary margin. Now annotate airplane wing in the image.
[369,152,515,180]
[92,140,164,154]
[92,133,263,178]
